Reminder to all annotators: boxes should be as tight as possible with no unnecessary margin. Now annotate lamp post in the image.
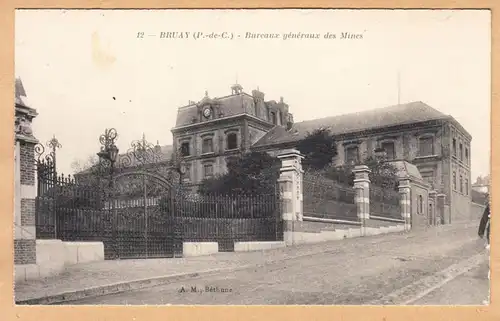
[97,128,119,187]
[96,128,119,258]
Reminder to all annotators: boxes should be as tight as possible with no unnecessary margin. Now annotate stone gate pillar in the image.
[436,193,447,225]
[277,149,304,245]
[353,165,370,236]
[428,190,438,226]
[14,79,39,282]
[398,177,412,231]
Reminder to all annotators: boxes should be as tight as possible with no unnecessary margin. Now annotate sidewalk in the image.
[14,221,479,304]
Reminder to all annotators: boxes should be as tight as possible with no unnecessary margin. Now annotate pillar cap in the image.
[352,165,371,173]
[277,148,304,159]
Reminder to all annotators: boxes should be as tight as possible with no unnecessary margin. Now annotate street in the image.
[63,224,489,305]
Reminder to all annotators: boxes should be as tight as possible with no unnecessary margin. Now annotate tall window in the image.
[202,138,213,154]
[465,148,469,164]
[465,178,469,195]
[453,171,457,190]
[381,142,395,160]
[459,143,463,161]
[418,195,424,214]
[345,146,359,165]
[452,138,457,156]
[459,175,463,193]
[226,133,238,150]
[419,137,434,156]
[180,142,190,156]
[203,163,214,178]
[183,164,191,181]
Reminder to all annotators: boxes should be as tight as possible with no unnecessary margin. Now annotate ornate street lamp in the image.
[97,128,119,186]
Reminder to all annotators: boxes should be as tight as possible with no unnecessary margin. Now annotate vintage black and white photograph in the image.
[13,9,491,305]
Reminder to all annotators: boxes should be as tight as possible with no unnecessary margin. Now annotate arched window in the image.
[418,195,424,214]
[226,133,238,150]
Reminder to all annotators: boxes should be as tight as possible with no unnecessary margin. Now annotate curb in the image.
[15,223,476,305]
[15,264,254,305]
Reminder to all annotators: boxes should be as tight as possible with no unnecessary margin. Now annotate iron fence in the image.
[34,133,284,259]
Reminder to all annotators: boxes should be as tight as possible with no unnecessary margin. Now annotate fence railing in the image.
[369,184,401,220]
[302,170,358,222]
[35,180,284,255]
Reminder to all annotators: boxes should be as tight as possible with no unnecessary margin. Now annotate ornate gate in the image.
[106,170,182,259]
[96,131,183,259]
[35,130,184,259]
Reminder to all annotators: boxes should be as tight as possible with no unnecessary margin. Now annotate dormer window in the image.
[270,111,277,125]
[226,133,238,150]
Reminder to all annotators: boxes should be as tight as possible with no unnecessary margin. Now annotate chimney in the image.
[251,89,265,100]
[286,114,294,131]
[154,141,162,153]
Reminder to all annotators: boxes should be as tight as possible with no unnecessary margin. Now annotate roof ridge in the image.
[294,101,431,125]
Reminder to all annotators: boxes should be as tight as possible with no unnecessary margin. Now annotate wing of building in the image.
[171,84,473,223]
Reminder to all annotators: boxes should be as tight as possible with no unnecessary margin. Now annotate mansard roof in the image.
[174,91,256,127]
[252,101,459,148]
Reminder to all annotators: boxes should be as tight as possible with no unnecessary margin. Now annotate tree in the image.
[70,155,99,174]
[322,154,399,190]
[198,151,280,195]
[297,128,337,171]
[363,155,399,190]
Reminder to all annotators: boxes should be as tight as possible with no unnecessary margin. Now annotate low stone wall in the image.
[296,217,361,232]
[15,240,105,283]
[182,242,219,257]
[283,221,405,246]
[365,224,405,236]
[64,242,105,265]
[365,216,405,228]
[234,241,285,252]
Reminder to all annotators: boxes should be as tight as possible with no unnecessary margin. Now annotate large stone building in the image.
[170,84,293,186]
[169,84,473,222]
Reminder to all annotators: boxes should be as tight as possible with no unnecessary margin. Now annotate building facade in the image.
[170,84,293,190]
[251,101,472,223]
[169,86,472,221]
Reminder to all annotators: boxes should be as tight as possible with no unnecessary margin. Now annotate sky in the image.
[15,9,491,179]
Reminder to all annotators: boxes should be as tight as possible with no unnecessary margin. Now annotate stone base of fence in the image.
[234,241,285,252]
[282,220,405,246]
[182,242,219,257]
[364,216,406,228]
[15,239,105,283]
